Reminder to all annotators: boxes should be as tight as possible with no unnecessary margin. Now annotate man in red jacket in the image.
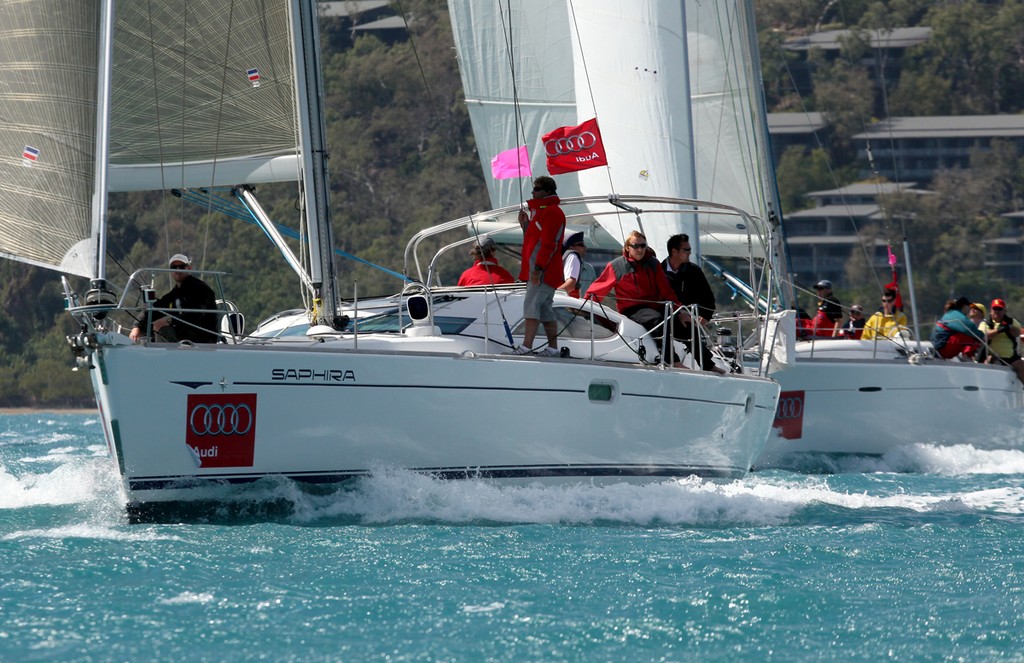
[515,176,565,356]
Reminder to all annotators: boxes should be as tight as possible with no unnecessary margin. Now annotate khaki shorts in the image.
[523,282,556,322]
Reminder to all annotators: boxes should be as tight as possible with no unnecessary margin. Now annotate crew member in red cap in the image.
[979,298,1024,384]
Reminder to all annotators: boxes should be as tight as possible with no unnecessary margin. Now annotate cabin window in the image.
[588,382,615,402]
[512,307,617,339]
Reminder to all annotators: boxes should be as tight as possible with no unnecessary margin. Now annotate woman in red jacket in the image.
[585,231,687,366]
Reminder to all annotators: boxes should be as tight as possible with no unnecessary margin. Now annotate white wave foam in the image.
[0,457,121,509]
[275,467,1024,525]
[769,443,1024,476]
[3,523,182,542]
[158,592,216,605]
[881,443,1024,475]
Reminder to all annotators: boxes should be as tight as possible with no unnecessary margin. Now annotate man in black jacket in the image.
[661,233,722,372]
[129,254,219,343]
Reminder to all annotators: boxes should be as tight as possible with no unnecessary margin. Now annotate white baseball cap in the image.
[169,254,191,267]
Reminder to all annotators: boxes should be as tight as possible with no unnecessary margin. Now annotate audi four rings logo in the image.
[544,131,597,157]
[775,395,804,420]
[189,403,254,436]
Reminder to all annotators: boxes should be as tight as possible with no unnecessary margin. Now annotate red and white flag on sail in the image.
[490,145,532,180]
[542,118,608,175]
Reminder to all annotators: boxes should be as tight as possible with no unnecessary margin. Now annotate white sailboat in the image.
[447,0,1024,461]
[0,0,781,516]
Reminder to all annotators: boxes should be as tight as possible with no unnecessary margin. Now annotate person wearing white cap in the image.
[129,254,219,343]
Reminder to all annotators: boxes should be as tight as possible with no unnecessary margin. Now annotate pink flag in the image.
[490,145,532,180]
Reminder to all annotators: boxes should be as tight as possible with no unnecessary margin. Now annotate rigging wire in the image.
[770,36,888,302]
[495,0,530,206]
[394,0,451,157]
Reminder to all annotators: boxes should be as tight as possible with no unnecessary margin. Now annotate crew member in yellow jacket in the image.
[862,288,909,340]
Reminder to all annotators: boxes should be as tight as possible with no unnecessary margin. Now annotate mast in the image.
[289,0,340,327]
[85,0,116,306]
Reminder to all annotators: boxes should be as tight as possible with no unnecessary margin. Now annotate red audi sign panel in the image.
[185,394,257,468]
[773,390,805,440]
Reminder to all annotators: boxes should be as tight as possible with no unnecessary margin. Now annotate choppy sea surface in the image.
[3,413,1024,661]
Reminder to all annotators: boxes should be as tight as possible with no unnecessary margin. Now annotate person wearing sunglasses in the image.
[808,279,843,338]
[979,298,1024,384]
[129,253,219,343]
[514,176,566,356]
[661,233,720,372]
[584,230,691,368]
[862,288,909,341]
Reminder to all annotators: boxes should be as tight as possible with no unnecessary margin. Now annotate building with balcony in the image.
[782,182,926,288]
[852,115,1024,183]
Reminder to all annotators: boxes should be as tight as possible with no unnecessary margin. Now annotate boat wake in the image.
[5,446,1024,528]
[759,442,1024,475]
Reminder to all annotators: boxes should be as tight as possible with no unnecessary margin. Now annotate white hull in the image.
[88,335,779,508]
[759,340,1024,461]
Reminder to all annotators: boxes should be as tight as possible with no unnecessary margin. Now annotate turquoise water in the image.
[3,414,1024,661]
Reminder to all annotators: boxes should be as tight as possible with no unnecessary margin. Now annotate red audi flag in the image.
[542,117,608,175]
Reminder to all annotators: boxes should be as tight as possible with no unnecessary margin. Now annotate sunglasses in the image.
[882,298,895,303]
[993,306,1005,311]
[629,243,647,249]
[170,263,187,270]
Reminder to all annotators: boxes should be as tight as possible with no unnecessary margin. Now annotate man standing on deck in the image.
[515,176,565,356]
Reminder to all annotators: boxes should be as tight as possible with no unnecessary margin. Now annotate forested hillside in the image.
[2,0,1023,406]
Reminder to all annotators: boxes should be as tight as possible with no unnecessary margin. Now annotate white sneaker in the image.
[511,344,532,355]
[536,346,560,357]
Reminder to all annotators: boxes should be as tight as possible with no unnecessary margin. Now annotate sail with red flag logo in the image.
[542,118,608,175]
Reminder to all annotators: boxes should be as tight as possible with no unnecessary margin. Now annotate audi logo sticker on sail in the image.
[544,131,597,157]
[775,395,803,420]
[189,403,254,436]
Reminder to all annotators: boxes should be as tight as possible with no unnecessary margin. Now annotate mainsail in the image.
[109,0,300,191]
[0,1,101,278]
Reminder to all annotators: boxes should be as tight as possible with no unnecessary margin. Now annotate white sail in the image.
[448,0,580,207]
[0,1,101,277]
[570,0,698,257]
[448,0,778,261]
[686,0,777,259]
[108,0,300,191]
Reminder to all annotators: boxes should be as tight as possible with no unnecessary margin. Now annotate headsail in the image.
[0,1,101,278]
